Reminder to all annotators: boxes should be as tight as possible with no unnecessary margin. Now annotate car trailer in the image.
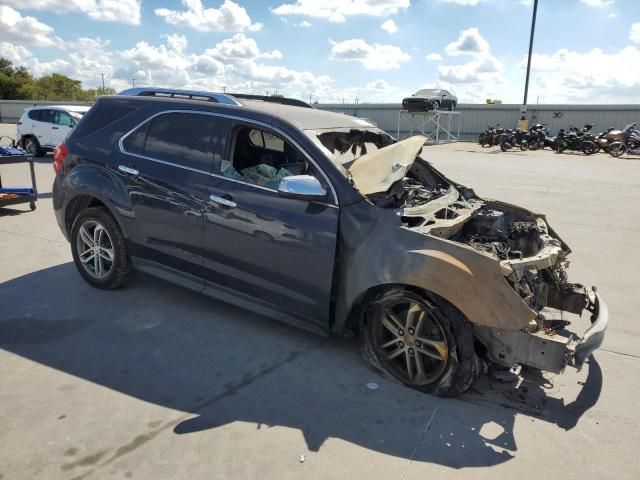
[0,138,37,211]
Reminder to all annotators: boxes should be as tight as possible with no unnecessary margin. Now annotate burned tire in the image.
[361,288,480,397]
[70,206,134,290]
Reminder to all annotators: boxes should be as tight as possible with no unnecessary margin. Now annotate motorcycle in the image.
[478,124,505,147]
[608,122,640,157]
[522,123,549,150]
[553,128,597,155]
[500,128,529,152]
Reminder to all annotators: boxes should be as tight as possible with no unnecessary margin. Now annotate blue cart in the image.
[0,143,38,211]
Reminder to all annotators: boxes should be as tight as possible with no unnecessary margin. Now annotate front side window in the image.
[54,111,74,127]
[222,125,318,190]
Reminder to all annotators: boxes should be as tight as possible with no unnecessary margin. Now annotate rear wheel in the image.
[361,288,480,397]
[70,206,134,289]
[22,136,43,157]
[520,140,529,151]
[500,139,512,152]
[528,139,540,151]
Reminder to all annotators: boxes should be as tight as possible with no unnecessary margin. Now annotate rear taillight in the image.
[53,144,68,173]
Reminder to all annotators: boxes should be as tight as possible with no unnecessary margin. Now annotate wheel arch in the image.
[58,164,132,237]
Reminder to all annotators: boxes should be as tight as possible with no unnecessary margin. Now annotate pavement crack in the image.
[0,228,67,246]
[399,401,439,480]
[601,348,640,359]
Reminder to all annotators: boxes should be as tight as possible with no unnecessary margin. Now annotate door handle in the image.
[118,165,139,175]
[52,126,59,130]
[209,194,237,208]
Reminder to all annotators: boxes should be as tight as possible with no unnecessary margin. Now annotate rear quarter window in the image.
[70,100,138,140]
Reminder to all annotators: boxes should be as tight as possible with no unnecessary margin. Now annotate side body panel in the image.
[333,200,537,334]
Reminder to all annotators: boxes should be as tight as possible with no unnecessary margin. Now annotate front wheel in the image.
[500,139,512,152]
[520,140,529,151]
[361,289,480,397]
[608,142,626,157]
[70,206,134,289]
[582,141,596,155]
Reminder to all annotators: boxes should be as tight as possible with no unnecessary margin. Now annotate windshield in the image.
[307,128,395,167]
[415,89,440,96]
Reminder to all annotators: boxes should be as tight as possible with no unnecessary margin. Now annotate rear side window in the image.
[138,112,227,171]
[70,100,137,139]
[38,110,56,124]
[28,110,41,121]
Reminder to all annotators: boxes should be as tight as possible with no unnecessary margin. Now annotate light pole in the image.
[522,0,539,113]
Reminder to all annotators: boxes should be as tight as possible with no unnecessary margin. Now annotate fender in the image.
[53,163,133,238]
[332,201,536,334]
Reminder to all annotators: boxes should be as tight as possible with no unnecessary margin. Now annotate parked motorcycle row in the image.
[478,122,640,157]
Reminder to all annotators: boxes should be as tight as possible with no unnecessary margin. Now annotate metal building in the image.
[318,103,640,141]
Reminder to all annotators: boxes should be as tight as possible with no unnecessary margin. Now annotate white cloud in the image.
[608,13,617,18]
[445,27,490,56]
[0,43,33,65]
[155,0,263,32]
[0,6,63,48]
[630,22,640,43]
[1,0,141,25]
[272,0,409,22]
[437,27,504,102]
[329,38,410,70]
[367,79,390,89]
[425,52,443,61]
[519,0,533,6]
[298,20,312,27]
[381,19,398,34]
[522,46,640,103]
[580,0,614,6]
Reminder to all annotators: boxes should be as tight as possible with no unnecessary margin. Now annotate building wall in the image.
[317,103,640,140]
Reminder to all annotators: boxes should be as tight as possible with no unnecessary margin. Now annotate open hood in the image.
[347,135,427,195]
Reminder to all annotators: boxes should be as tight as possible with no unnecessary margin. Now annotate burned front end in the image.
[332,133,608,375]
[397,190,607,373]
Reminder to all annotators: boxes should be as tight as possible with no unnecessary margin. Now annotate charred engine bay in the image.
[371,169,588,316]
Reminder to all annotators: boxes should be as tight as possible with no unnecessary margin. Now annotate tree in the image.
[0,57,114,101]
[0,58,34,99]
[485,98,503,104]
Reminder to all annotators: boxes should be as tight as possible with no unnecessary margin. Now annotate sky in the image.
[0,0,639,104]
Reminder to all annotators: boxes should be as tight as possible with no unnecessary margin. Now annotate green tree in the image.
[0,58,34,99]
[485,98,503,104]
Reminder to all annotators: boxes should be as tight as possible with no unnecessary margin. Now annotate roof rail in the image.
[117,87,242,106]
[227,93,314,109]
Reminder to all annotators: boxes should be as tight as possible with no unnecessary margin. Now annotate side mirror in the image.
[278,175,328,201]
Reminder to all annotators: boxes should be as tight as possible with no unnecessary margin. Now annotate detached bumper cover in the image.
[572,292,608,370]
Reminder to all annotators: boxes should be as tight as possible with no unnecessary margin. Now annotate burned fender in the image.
[332,200,536,333]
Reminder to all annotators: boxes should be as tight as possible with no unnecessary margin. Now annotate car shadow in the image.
[0,263,602,469]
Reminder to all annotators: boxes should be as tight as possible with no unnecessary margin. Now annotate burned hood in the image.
[347,135,427,195]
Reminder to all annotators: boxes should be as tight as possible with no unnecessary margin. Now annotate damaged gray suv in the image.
[52,88,608,397]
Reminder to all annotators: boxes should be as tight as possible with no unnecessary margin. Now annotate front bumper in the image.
[571,291,608,370]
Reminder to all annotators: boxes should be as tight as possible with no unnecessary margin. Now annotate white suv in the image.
[17,105,91,156]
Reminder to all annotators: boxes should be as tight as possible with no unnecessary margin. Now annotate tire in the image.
[520,140,529,151]
[432,101,440,111]
[528,139,540,151]
[582,141,596,155]
[448,102,455,112]
[608,142,626,158]
[500,139,512,152]
[361,288,480,397]
[70,206,134,289]
[22,136,43,157]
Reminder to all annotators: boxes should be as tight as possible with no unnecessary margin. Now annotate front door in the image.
[117,111,227,285]
[202,122,339,330]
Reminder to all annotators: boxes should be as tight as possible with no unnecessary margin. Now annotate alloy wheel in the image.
[75,220,115,279]
[373,297,449,385]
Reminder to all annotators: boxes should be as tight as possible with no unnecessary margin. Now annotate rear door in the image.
[201,121,339,330]
[117,111,227,286]
[33,109,54,147]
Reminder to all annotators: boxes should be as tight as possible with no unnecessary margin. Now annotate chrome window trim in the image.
[118,109,339,206]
